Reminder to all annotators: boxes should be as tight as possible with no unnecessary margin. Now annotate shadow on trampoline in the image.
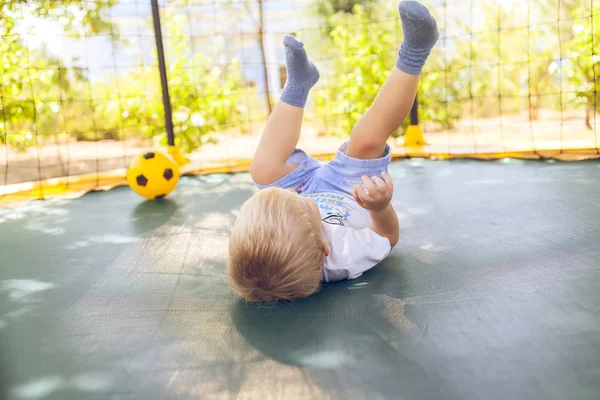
[230,259,455,399]
[130,199,180,235]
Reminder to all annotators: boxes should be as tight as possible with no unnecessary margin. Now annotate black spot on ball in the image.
[163,168,174,181]
[143,152,155,160]
[155,194,166,200]
[136,175,148,187]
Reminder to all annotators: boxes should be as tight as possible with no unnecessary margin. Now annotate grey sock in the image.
[396,1,440,75]
[280,36,320,108]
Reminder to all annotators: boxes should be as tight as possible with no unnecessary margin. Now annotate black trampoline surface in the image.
[1,159,600,400]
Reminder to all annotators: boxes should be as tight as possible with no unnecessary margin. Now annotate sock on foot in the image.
[280,36,320,108]
[396,1,440,75]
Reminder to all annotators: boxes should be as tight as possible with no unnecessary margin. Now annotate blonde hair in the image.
[228,187,323,303]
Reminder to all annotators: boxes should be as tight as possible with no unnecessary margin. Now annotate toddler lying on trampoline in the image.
[227,1,439,302]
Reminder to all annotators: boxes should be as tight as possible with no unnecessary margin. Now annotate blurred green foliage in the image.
[564,0,600,129]
[0,0,245,153]
[0,0,598,152]
[313,0,599,135]
[91,9,245,153]
[313,3,465,135]
[0,0,116,150]
[314,0,379,34]
[314,5,397,136]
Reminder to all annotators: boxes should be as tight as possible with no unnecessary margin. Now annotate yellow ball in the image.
[126,150,180,200]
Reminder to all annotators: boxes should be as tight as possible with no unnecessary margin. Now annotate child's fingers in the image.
[353,185,362,204]
[353,185,366,205]
[361,175,375,191]
[381,171,393,187]
[371,176,386,189]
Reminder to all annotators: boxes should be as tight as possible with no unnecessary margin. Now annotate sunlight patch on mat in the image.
[0,210,26,221]
[64,234,140,249]
[410,158,425,167]
[197,212,231,230]
[415,242,452,264]
[69,372,113,392]
[0,279,55,301]
[199,174,229,184]
[293,350,349,368]
[373,295,415,333]
[24,220,66,235]
[11,372,114,399]
[348,282,369,290]
[11,376,65,399]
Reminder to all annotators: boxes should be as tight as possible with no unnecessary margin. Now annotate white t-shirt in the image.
[303,192,392,282]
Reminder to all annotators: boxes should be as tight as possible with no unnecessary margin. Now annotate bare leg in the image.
[251,103,304,185]
[347,1,439,160]
[250,36,320,185]
[348,69,420,159]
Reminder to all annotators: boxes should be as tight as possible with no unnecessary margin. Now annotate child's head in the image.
[228,187,325,303]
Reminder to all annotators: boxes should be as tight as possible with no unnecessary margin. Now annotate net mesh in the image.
[0,0,598,202]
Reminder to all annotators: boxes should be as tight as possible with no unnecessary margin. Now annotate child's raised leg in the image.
[250,36,320,185]
[347,1,439,160]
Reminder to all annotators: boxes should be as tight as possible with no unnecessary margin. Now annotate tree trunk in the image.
[257,0,272,115]
[530,94,540,121]
[585,97,593,130]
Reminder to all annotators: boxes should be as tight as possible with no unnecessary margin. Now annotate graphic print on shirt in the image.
[305,193,351,227]
[322,213,347,226]
[292,182,306,194]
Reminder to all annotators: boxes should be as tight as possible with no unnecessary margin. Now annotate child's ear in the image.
[322,241,330,256]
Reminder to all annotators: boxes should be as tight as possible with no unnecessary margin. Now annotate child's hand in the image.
[353,172,394,212]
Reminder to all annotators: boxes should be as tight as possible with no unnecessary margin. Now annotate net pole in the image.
[1,67,8,190]
[151,0,175,148]
[21,4,44,198]
[410,96,419,125]
[591,0,598,153]
[557,0,564,154]
[469,0,477,153]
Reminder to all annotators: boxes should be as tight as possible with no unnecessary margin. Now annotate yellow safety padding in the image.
[1,147,598,204]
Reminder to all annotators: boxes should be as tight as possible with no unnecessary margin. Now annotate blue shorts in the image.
[257,142,391,197]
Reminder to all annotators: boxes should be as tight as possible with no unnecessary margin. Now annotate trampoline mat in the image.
[1,159,600,400]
